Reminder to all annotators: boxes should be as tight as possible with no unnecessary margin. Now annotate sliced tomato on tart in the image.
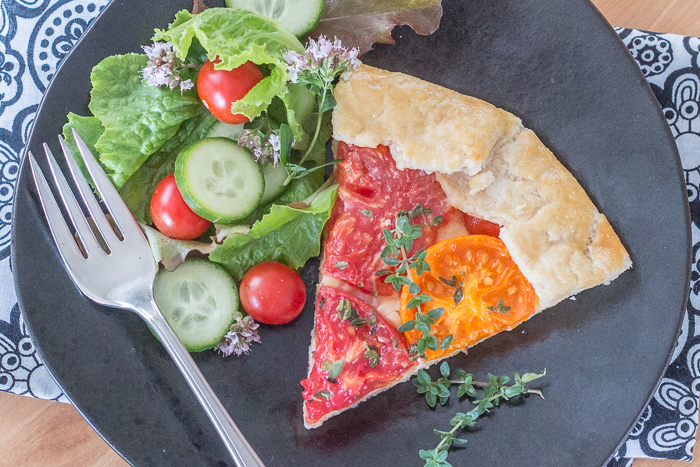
[400,235,536,361]
[322,143,454,298]
[301,287,417,427]
[302,65,632,428]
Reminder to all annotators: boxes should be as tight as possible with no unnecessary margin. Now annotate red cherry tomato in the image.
[150,174,211,240]
[240,262,307,325]
[197,60,264,124]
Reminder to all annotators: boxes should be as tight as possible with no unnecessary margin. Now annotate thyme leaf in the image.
[348,307,367,326]
[326,357,344,383]
[439,275,458,288]
[338,299,378,329]
[364,344,381,368]
[313,389,333,401]
[486,299,511,314]
[337,298,352,321]
[392,337,407,352]
[439,334,454,350]
[453,277,465,306]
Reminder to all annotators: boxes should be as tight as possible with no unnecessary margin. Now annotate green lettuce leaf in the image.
[141,224,216,272]
[154,8,302,70]
[271,174,321,208]
[230,65,290,122]
[239,109,333,225]
[209,185,338,279]
[169,9,195,28]
[214,224,251,243]
[89,53,203,187]
[153,8,304,132]
[281,83,315,151]
[119,112,218,224]
[62,113,105,181]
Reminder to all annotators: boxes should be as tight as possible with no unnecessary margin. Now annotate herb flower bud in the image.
[216,313,261,356]
[140,41,194,94]
[283,35,361,85]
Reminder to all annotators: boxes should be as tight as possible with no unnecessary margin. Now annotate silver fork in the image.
[28,130,265,467]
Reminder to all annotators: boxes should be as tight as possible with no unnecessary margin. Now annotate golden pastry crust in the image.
[333,65,522,175]
[437,130,632,309]
[333,64,631,311]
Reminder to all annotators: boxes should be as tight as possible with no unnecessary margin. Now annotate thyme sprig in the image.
[377,207,450,359]
[414,361,546,466]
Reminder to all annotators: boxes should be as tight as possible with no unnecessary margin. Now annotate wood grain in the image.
[593,0,700,37]
[0,391,127,466]
[3,1,699,466]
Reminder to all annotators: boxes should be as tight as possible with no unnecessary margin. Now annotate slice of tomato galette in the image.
[301,65,632,428]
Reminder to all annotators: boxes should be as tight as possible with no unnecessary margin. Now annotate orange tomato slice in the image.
[399,235,536,361]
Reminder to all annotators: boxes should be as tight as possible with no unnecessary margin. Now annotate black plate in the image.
[11,0,691,466]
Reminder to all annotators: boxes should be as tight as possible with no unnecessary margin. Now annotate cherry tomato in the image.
[150,174,211,240]
[197,59,263,124]
[240,262,307,325]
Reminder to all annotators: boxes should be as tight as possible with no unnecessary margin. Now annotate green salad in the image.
[63,4,359,355]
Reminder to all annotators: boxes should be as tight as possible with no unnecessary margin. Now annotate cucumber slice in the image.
[225,0,324,37]
[175,137,264,223]
[154,259,238,352]
[260,162,289,205]
[205,121,245,141]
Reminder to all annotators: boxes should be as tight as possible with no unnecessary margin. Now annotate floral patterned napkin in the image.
[0,0,110,402]
[0,1,697,463]
[607,28,700,465]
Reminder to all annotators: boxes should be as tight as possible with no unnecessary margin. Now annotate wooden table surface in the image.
[4,1,700,466]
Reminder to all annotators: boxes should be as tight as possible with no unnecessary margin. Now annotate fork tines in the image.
[28,131,137,263]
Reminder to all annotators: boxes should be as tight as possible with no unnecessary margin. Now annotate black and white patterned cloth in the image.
[0,1,698,463]
[0,0,109,401]
[606,28,700,465]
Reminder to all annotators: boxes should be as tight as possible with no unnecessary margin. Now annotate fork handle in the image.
[139,299,266,467]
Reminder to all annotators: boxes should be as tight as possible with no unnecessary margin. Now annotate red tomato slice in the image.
[322,143,452,297]
[301,286,417,425]
[463,212,501,237]
[150,174,210,240]
[400,235,535,360]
